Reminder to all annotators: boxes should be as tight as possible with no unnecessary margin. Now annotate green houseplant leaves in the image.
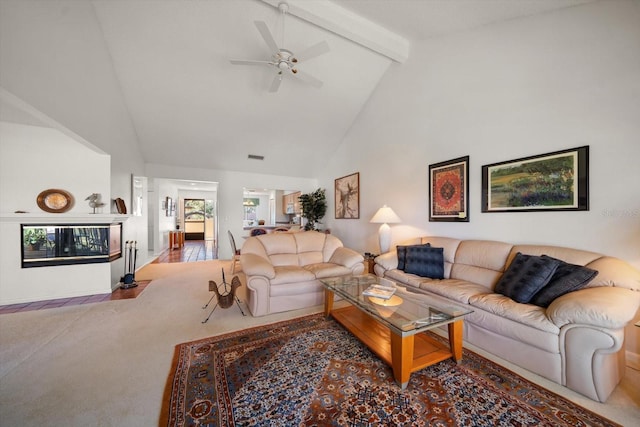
[299,188,327,231]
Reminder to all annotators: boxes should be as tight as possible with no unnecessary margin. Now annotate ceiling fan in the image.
[230,2,330,93]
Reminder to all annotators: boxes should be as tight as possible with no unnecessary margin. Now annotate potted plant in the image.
[24,228,46,250]
[299,188,327,231]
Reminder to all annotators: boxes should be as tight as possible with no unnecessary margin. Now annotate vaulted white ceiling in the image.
[5,0,595,178]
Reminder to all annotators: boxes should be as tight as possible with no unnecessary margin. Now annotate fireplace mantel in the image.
[1,212,129,224]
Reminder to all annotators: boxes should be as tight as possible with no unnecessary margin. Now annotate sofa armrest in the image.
[374,251,398,272]
[329,247,364,269]
[547,286,640,329]
[240,253,276,279]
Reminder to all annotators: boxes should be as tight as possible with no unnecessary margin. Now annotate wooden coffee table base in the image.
[328,304,464,389]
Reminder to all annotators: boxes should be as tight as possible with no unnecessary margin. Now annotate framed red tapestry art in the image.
[429,156,469,222]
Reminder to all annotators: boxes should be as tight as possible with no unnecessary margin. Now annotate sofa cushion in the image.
[468,293,560,336]
[451,240,514,288]
[418,237,462,277]
[269,265,316,285]
[396,243,430,270]
[298,251,324,266]
[257,233,297,255]
[269,253,300,267]
[404,246,444,279]
[466,294,560,353]
[418,279,491,305]
[304,263,352,279]
[529,257,598,307]
[269,279,324,297]
[384,268,417,285]
[494,253,561,303]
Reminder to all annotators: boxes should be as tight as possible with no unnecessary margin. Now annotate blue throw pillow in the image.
[397,243,431,271]
[495,253,561,303]
[404,246,444,279]
[529,256,598,307]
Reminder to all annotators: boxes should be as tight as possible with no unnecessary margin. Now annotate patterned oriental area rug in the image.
[161,313,619,427]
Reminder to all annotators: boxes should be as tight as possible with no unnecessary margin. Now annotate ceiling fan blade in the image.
[230,59,272,66]
[291,69,323,88]
[295,41,330,62]
[269,74,283,93]
[254,21,279,54]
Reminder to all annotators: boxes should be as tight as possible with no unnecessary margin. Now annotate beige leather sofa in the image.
[374,236,640,402]
[241,231,364,317]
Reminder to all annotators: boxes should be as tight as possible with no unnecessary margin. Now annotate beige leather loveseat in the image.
[241,231,364,317]
[374,236,640,402]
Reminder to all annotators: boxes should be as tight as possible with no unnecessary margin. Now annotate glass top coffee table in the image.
[321,274,473,389]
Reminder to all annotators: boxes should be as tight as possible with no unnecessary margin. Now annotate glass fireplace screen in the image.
[21,223,122,268]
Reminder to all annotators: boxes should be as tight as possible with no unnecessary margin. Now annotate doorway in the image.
[183,199,205,240]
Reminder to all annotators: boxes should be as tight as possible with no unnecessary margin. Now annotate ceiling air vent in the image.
[248,154,264,160]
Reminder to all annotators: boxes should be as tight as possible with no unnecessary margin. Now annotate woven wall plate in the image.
[36,189,74,213]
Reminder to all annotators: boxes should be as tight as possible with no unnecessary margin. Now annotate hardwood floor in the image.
[153,240,217,263]
[0,240,218,314]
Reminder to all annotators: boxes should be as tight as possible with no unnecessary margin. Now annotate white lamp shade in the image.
[370,205,401,224]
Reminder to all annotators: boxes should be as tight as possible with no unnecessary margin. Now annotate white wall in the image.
[320,0,640,362]
[0,122,114,304]
[0,122,110,213]
[153,180,178,253]
[323,0,640,268]
[145,163,318,259]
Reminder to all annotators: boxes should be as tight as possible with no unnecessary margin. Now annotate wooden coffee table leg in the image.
[448,320,463,362]
[390,333,414,390]
[324,289,334,317]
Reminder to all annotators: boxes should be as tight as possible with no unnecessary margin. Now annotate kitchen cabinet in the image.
[282,191,301,215]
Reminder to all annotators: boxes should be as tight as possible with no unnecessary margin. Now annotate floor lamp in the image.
[370,205,401,254]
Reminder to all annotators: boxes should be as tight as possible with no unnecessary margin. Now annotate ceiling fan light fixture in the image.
[278,2,289,13]
[228,0,328,92]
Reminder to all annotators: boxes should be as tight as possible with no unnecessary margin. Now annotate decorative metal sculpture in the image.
[85,193,105,214]
[202,269,246,323]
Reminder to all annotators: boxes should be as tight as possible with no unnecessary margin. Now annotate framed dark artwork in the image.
[429,156,469,222]
[165,197,172,217]
[335,172,360,219]
[481,146,589,212]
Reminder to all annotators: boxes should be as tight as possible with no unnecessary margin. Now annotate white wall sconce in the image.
[370,205,401,253]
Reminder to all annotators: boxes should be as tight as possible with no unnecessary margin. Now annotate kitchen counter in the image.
[242,224,293,231]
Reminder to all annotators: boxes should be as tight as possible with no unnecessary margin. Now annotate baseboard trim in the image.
[626,350,640,370]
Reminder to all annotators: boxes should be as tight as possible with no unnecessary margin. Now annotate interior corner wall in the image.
[319,1,640,361]
[0,122,113,304]
[0,0,147,288]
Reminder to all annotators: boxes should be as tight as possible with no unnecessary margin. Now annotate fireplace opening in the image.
[21,223,122,268]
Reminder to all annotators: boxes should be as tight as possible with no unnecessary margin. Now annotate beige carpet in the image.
[0,259,638,426]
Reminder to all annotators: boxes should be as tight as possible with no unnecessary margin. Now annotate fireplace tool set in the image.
[119,240,138,289]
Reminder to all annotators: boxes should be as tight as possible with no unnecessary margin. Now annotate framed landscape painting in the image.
[429,156,469,222]
[482,146,589,212]
[335,172,359,219]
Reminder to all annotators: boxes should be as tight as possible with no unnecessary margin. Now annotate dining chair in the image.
[228,230,241,274]
[250,228,268,236]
